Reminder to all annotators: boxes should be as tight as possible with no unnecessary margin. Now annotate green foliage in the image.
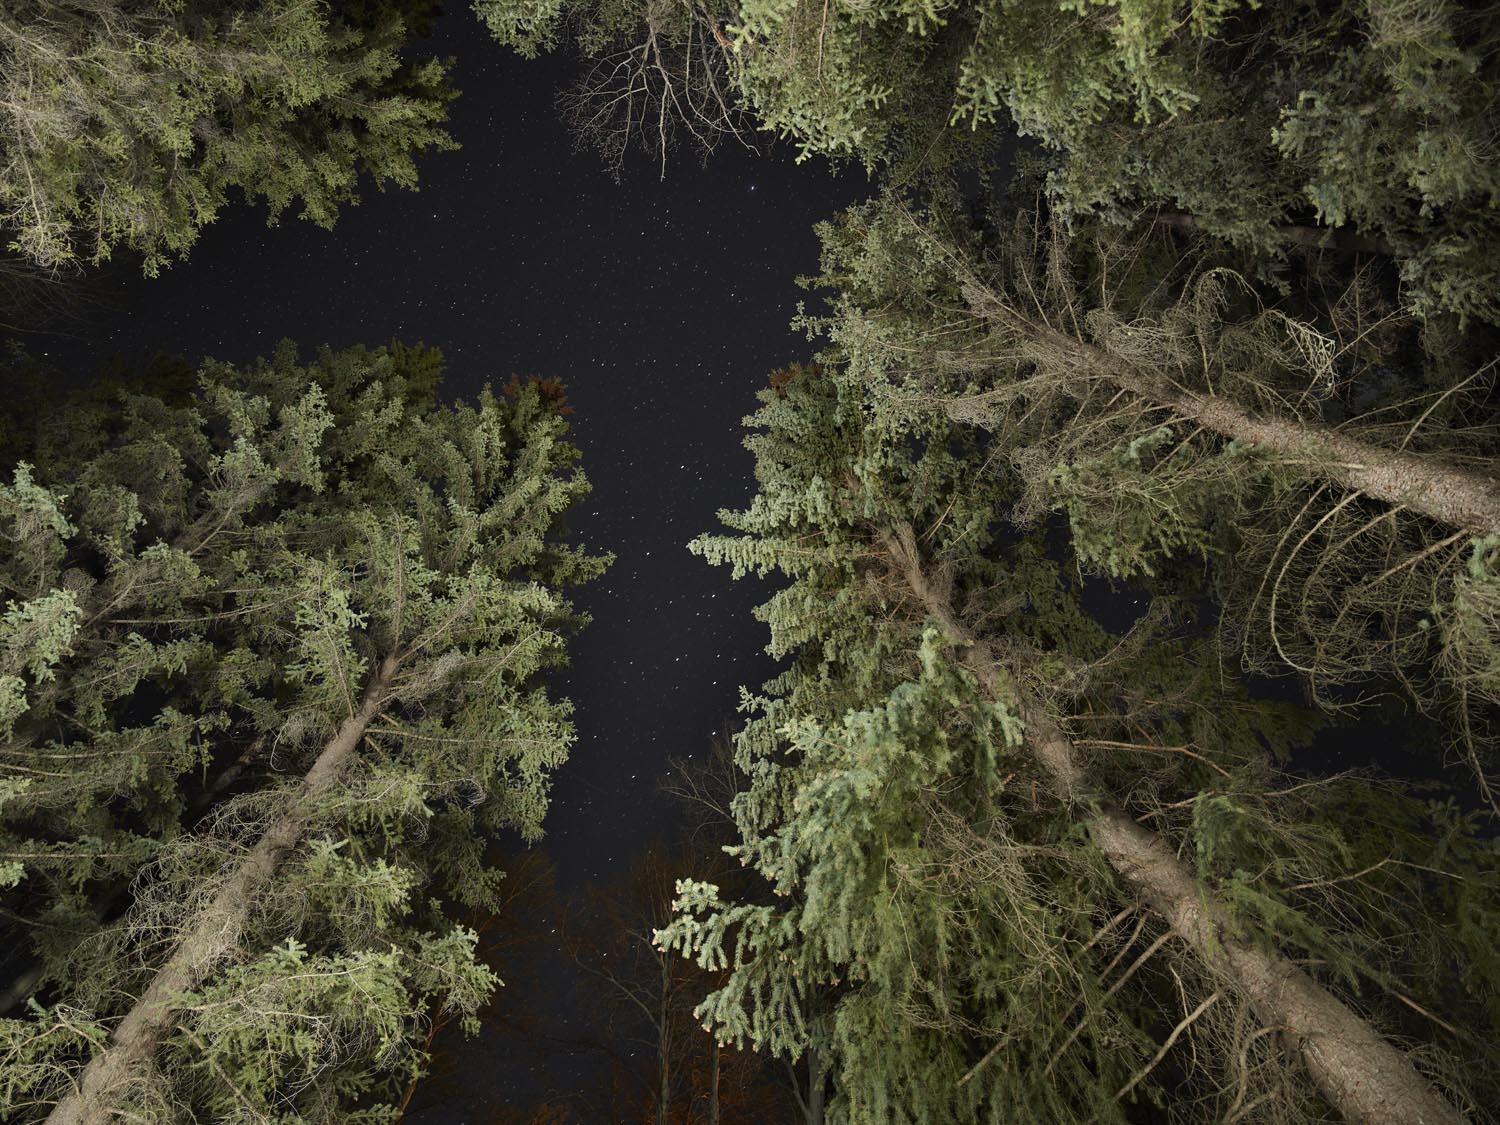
[799,192,1500,796]
[497,0,1500,323]
[1444,536,1500,709]
[171,931,495,1121]
[0,342,608,1120]
[0,1,457,274]
[662,638,1149,1123]
[473,0,570,56]
[1047,426,1256,579]
[732,0,963,168]
[661,333,1500,1119]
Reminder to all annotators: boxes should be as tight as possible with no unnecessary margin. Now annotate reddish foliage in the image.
[502,374,574,415]
[768,362,821,399]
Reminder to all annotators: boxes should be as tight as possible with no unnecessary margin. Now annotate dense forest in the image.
[1,1,1498,1122]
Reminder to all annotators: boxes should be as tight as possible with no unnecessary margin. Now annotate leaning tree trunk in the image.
[656,954,672,1125]
[1152,209,1396,258]
[707,1032,720,1125]
[876,525,1465,1124]
[969,294,1500,537]
[46,656,401,1125]
[1100,341,1500,535]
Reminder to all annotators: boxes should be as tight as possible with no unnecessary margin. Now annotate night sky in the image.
[35,8,863,1118]
[17,9,1477,1120]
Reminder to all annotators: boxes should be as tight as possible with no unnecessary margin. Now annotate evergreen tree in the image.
[656,361,1499,1121]
[476,0,1499,325]
[798,193,1500,803]
[0,345,608,1121]
[733,0,1500,326]
[566,836,793,1124]
[0,1,456,275]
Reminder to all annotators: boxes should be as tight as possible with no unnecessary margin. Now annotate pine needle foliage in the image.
[737,0,1500,326]
[478,0,1500,323]
[658,359,1500,1121]
[0,1,457,275]
[792,193,1500,799]
[0,342,608,1121]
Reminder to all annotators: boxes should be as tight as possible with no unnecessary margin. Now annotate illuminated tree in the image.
[0,1,455,275]
[657,360,1497,1122]
[0,343,607,1122]
[801,194,1500,801]
[476,0,1500,325]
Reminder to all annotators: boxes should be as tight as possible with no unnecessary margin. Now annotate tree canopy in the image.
[0,344,607,1121]
[1,1,1497,1119]
[0,1,456,275]
[477,0,1499,325]
[658,353,1500,1122]
[795,191,1500,805]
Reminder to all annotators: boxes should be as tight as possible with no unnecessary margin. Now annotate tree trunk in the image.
[994,305,1500,536]
[656,955,671,1125]
[707,1032,720,1125]
[806,1041,825,1125]
[1153,209,1396,258]
[1123,357,1500,535]
[877,525,1465,1124]
[45,656,400,1125]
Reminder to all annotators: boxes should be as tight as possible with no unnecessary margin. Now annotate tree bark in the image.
[876,525,1465,1124]
[1153,209,1396,258]
[983,301,1500,536]
[45,656,400,1125]
[1114,353,1500,536]
[708,1033,720,1125]
[656,954,672,1125]
[806,1041,825,1125]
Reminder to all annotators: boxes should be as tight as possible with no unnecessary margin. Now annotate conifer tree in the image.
[1,1,456,275]
[0,344,607,1122]
[734,0,1500,326]
[658,361,1499,1122]
[476,0,1499,325]
[801,194,1500,801]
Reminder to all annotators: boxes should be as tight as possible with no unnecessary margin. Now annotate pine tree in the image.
[0,1,456,275]
[477,0,1500,325]
[657,361,1499,1121]
[740,0,1500,326]
[0,345,608,1121]
[800,194,1500,802]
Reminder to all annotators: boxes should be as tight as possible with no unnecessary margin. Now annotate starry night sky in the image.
[43,13,861,881]
[35,8,863,1118]
[20,8,1475,1120]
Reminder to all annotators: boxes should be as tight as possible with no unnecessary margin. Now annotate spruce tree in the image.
[0,344,607,1122]
[476,0,1500,326]
[658,361,1499,1121]
[800,194,1500,802]
[0,2,456,275]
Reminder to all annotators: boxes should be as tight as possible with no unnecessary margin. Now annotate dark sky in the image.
[20,9,1478,1121]
[42,12,861,882]
[36,8,863,1119]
